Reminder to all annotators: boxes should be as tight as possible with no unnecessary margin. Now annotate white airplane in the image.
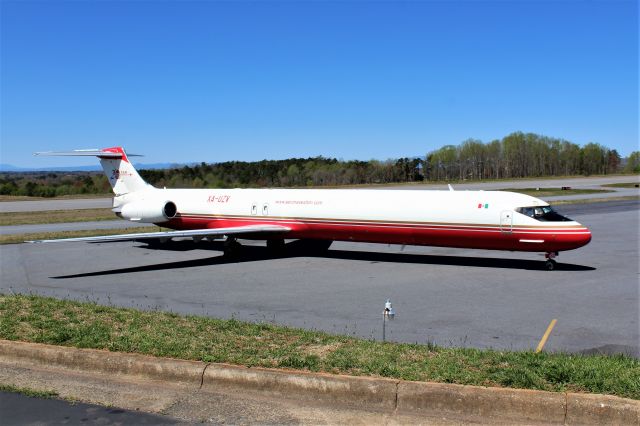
[32,146,591,270]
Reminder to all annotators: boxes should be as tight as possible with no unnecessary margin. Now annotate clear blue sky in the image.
[1,0,638,168]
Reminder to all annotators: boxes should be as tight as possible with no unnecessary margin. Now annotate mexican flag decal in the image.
[477,203,489,209]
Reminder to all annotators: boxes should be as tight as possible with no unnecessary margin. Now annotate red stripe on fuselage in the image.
[161,215,591,252]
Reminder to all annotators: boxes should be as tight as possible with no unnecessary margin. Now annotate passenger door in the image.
[500,210,513,233]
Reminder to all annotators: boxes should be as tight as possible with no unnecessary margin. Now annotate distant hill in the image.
[0,164,25,172]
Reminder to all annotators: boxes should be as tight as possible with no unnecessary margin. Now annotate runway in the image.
[1,200,637,357]
[0,220,153,236]
[0,197,112,213]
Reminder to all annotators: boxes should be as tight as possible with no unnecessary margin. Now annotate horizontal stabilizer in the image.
[35,147,146,195]
[26,224,290,244]
[34,149,142,158]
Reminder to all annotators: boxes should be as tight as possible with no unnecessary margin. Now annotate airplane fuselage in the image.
[117,187,592,253]
[33,147,592,269]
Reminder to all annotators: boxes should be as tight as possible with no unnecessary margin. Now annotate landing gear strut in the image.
[223,237,243,258]
[298,239,333,255]
[544,252,559,271]
[266,238,286,257]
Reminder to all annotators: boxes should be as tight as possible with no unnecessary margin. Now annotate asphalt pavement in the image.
[0,391,178,425]
[0,197,112,213]
[1,200,637,357]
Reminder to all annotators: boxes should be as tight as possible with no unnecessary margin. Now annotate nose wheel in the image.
[544,252,559,271]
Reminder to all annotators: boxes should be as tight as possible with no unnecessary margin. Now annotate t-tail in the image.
[34,147,151,196]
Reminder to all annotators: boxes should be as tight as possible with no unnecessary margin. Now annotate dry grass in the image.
[551,195,639,205]
[601,182,640,188]
[0,228,150,245]
[499,188,612,197]
[0,194,109,201]
[0,209,116,226]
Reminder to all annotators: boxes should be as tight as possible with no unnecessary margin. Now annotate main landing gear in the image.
[544,252,559,271]
[266,238,286,257]
[223,237,243,258]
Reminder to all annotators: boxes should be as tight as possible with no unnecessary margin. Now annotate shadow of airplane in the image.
[52,240,595,279]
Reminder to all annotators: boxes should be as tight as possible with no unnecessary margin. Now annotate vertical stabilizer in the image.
[34,147,152,195]
[98,147,149,195]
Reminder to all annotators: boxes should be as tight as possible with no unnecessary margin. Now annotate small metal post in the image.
[382,313,386,342]
[382,299,395,342]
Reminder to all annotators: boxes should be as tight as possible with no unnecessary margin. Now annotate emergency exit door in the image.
[500,210,513,233]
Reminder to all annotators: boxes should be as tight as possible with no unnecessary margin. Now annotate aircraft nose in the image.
[574,223,592,248]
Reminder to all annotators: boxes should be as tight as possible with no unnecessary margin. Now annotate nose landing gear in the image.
[544,252,559,271]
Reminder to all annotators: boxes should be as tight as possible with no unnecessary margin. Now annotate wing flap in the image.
[26,224,290,244]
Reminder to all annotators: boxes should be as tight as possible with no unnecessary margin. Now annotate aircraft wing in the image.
[26,224,291,244]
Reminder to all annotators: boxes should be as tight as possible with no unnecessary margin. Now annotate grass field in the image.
[0,194,110,202]
[499,188,611,197]
[550,195,639,205]
[602,182,640,188]
[0,228,153,245]
[0,209,115,226]
[0,294,638,400]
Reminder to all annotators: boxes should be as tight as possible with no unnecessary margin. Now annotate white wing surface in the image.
[26,225,290,244]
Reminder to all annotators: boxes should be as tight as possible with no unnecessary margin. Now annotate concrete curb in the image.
[1,340,638,424]
[0,339,204,386]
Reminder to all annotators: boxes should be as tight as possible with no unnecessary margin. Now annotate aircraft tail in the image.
[34,147,151,195]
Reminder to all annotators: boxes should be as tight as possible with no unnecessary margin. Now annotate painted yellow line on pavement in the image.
[536,319,557,353]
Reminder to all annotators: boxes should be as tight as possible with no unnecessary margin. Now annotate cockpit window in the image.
[515,206,572,222]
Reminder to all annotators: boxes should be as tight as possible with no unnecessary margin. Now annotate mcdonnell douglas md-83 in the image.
[32,147,591,270]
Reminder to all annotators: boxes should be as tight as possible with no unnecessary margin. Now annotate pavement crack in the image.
[394,380,399,412]
[18,244,34,288]
[563,391,568,425]
[200,363,210,389]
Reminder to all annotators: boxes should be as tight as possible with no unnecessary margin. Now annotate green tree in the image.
[581,143,607,175]
[624,151,640,173]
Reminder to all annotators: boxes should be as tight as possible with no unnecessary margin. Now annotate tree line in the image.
[1,131,638,197]
[0,172,111,198]
[425,132,631,181]
[139,156,424,189]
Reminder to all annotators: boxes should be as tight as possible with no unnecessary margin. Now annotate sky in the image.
[1,0,638,168]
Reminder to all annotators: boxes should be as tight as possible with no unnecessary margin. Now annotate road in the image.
[0,197,112,213]
[0,391,177,425]
[0,358,471,425]
[1,200,637,357]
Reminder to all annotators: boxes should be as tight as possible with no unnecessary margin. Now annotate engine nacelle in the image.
[120,200,177,223]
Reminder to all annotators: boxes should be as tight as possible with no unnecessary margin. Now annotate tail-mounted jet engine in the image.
[120,200,177,223]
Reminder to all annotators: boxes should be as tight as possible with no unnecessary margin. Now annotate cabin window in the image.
[515,206,572,222]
